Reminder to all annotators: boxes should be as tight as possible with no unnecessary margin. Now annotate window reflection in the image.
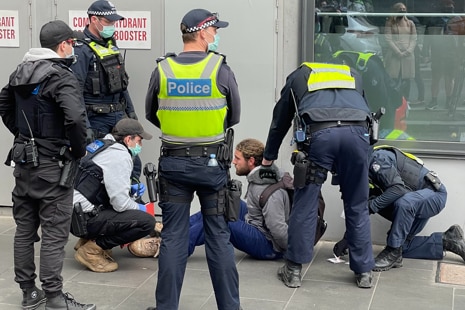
[312,0,465,143]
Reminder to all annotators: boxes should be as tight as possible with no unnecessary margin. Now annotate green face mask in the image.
[129,143,142,157]
[100,25,115,39]
[206,32,220,52]
[97,19,115,39]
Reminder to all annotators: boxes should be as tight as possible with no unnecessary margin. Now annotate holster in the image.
[225,179,242,222]
[70,202,89,238]
[59,146,79,188]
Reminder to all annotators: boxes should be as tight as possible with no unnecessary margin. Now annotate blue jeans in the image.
[189,200,282,260]
[287,126,374,274]
[155,156,240,310]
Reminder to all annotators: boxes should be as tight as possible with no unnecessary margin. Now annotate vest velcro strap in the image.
[161,145,220,157]
[306,121,368,134]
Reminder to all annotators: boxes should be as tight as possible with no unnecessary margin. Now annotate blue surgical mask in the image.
[206,32,220,52]
[129,143,142,157]
[97,19,116,39]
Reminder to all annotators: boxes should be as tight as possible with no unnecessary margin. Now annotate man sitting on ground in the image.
[188,138,291,259]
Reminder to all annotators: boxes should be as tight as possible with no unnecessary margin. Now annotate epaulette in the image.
[210,51,227,63]
[156,52,177,63]
[73,30,86,40]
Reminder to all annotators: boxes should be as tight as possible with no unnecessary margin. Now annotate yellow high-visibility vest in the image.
[88,41,120,58]
[302,62,356,92]
[157,53,227,144]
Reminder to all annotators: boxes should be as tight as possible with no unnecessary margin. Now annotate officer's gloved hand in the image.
[127,112,138,120]
[138,203,147,212]
[333,237,349,257]
[368,199,376,215]
[130,183,146,197]
[259,164,277,180]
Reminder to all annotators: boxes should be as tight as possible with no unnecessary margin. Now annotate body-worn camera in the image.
[425,171,442,191]
[25,139,39,167]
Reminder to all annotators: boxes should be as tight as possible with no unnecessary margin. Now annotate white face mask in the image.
[65,47,77,64]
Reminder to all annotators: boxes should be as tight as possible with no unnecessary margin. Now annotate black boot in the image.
[355,271,373,288]
[277,260,302,288]
[443,225,465,262]
[45,292,96,310]
[373,246,402,271]
[22,286,46,310]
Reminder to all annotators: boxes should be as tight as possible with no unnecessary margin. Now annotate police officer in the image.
[0,20,95,310]
[71,0,142,179]
[145,8,241,310]
[367,146,465,271]
[261,62,375,289]
[72,118,156,273]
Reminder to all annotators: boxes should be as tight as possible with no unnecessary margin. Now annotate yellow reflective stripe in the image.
[302,62,356,91]
[88,41,119,59]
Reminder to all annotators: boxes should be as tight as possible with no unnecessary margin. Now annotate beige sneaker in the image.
[75,240,118,272]
[73,238,89,251]
[128,237,161,258]
[150,221,164,238]
[155,222,163,234]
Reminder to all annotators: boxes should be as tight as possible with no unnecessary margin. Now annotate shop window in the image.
[303,0,465,157]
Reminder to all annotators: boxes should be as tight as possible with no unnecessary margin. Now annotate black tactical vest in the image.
[74,139,115,207]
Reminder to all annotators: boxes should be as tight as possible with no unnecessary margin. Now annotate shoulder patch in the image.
[86,140,105,153]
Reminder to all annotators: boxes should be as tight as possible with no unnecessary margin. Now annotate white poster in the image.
[69,10,151,50]
[0,11,19,47]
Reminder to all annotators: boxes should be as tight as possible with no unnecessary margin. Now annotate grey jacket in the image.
[73,134,139,213]
[245,165,291,253]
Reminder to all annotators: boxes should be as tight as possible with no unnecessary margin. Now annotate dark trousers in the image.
[385,185,447,259]
[189,200,282,260]
[86,208,155,249]
[287,126,374,274]
[12,161,71,294]
[156,156,240,310]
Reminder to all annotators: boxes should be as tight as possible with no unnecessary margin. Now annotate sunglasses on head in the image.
[65,38,77,47]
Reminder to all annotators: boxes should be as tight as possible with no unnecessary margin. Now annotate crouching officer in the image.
[71,118,155,273]
[262,62,375,289]
[145,8,241,310]
[367,146,464,270]
[0,20,95,310]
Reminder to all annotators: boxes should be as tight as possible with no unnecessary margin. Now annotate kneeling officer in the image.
[72,118,155,272]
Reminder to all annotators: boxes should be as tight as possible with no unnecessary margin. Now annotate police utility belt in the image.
[161,144,220,157]
[306,120,368,135]
[86,102,125,114]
